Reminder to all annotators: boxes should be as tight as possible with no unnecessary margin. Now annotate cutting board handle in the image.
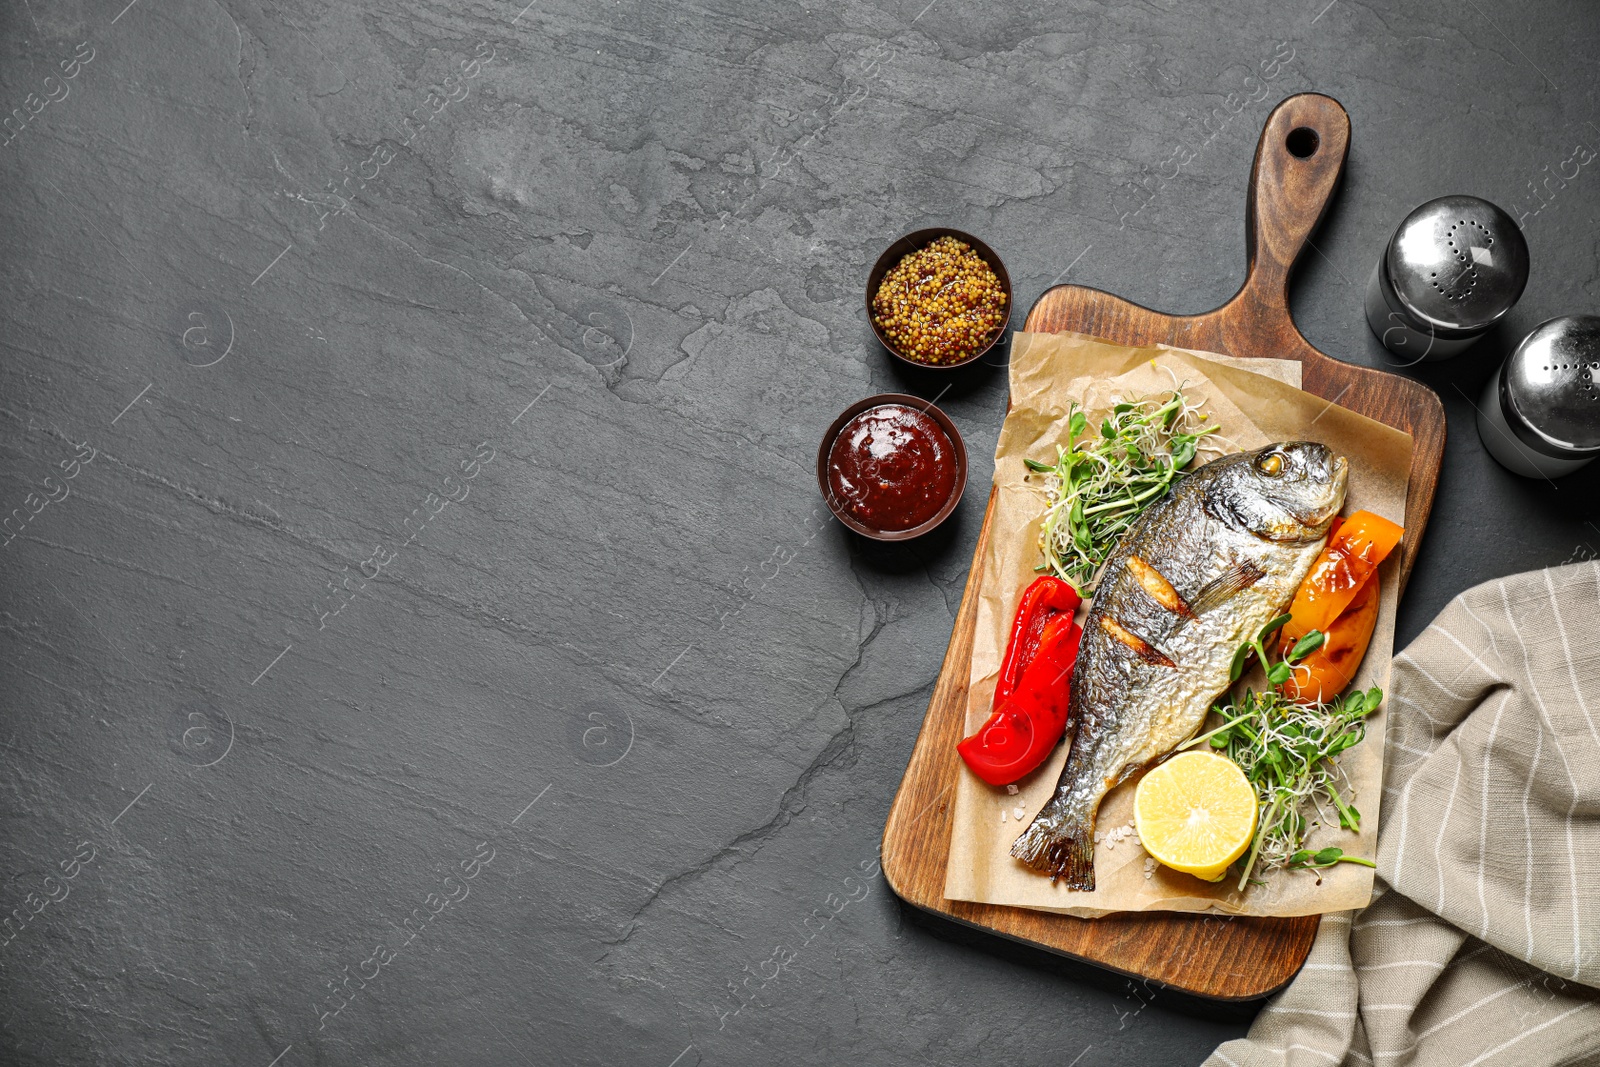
[1231,93,1352,328]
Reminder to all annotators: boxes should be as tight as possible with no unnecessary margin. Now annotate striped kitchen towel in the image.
[1206,562,1600,1067]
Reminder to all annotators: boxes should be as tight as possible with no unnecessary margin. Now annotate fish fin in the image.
[1189,557,1266,614]
[1011,813,1097,890]
[1099,616,1177,668]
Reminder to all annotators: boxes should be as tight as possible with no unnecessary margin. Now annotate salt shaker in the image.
[1477,316,1600,478]
[1364,195,1529,361]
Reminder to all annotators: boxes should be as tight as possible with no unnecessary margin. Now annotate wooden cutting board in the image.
[879,93,1446,1000]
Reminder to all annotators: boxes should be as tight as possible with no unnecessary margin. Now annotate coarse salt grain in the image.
[1012,806,1025,820]
[1000,810,1007,823]
[1005,784,1019,795]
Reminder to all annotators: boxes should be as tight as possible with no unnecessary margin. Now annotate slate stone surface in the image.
[1,0,1597,1063]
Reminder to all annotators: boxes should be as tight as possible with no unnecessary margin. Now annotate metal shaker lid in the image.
[1385,195,1528,336]
[1502,315,1600,457]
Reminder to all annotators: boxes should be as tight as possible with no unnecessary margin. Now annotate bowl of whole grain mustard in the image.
[867,229,1011,369]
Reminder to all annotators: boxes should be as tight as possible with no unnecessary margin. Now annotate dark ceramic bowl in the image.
[866,228,1012,370]
[816,392,967,541]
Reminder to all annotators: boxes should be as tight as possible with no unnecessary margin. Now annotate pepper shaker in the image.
[1365,195,1529,361]
[1477,316,1600,478]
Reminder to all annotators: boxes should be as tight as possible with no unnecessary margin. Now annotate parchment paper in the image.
[943,331,1413,918]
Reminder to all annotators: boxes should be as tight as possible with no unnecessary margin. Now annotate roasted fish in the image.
[1011,442,1348,889]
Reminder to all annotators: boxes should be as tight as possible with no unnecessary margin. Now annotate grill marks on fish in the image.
[1098,616,1177,668]
[1126,554,1194,618]
[1011,443,1347,890]
[1098,555,1200,668]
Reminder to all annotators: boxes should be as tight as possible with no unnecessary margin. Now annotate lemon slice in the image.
[1134,750,1258,882]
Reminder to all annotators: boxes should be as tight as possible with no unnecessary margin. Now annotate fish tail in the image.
[1010,812,1096,890]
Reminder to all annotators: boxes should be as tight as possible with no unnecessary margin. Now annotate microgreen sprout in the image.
[1287,846,1374,872]
[1181,622,1382,890]
[1026,389,1220,593]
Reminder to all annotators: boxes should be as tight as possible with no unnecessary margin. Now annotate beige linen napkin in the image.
[1206,562,1600,1067]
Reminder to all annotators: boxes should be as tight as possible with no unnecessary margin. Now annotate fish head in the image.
[1203,442,1348,543]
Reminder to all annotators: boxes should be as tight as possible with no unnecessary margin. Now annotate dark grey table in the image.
[3,1,1597,1063]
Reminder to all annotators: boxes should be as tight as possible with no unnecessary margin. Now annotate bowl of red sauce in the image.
[817,393,967,541]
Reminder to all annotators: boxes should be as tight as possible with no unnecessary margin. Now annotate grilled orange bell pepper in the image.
[1279,571,1381,703]
[1284,510,1403,642]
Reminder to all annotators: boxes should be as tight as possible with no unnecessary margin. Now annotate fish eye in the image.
[1256,451,1285,476]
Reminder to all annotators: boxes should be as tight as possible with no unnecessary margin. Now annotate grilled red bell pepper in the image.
[992,576,1080,708]
[959,607,1083,787]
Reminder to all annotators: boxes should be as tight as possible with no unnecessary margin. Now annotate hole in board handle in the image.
[1286,126,1320,159]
